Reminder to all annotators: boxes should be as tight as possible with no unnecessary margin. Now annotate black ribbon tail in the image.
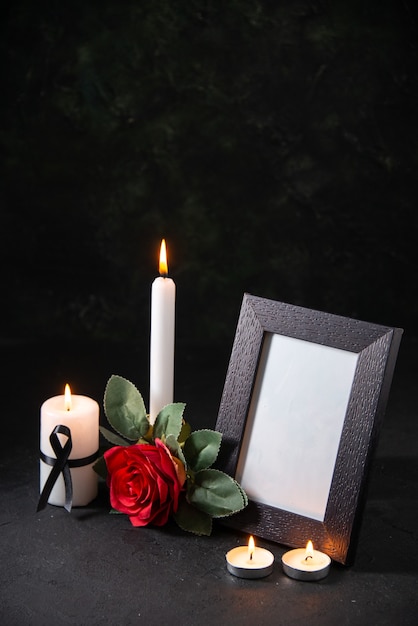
[37,424,73,513]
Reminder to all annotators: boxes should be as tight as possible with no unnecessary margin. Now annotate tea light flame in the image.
[305,540,314,561]
[248,535,255,561]
[64,384,72,411]
[159,239,168,276]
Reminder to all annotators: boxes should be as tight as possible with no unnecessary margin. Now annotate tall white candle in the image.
[39,385,99,507]
[149,239,176,423]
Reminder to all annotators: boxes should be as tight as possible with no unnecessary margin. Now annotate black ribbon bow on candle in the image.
[37,424,73,513]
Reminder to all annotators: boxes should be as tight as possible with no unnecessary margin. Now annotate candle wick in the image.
[305,555,313,561]
[250,553,253,561]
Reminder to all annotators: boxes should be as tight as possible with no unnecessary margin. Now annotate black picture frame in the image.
[215,294,403,565]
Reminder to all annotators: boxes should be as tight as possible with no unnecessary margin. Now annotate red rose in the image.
[104,439,186,527]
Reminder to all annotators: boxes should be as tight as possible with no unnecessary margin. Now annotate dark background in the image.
[1,1,417,398]
[1,5,417,623]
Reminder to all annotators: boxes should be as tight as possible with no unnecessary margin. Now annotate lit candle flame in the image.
[64,384,72,411]
[305,540,314,561]
[159,239,168,276]
[248,535,255,561]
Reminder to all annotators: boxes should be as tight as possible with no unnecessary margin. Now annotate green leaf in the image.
[183,429,222,472]
[187,469,248,518]
[178,420,192,444]
[153,403,186,442]
[93,455,108,480]
[173,496,213,536]
[234,480,249,508]
[104,375,149,441]
[99,425,130,446]
[165,434,187,467]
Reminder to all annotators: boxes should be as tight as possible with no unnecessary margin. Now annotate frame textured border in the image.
[215,294,403,565]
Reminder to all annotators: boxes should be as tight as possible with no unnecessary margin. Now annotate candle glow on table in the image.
[226,535,274,579]
[281,540,331,581]
[149,239,176,423]
[39,384,99,507]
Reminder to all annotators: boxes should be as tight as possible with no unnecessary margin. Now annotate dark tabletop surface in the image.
[1,336,417,626]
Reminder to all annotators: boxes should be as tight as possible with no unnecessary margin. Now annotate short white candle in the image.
[39,385,99,507]
[226,536,274,579]
[149,239,176,423]
[281,541,331,581]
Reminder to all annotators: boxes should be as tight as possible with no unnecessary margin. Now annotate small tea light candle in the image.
[226,536,274,579]
[282,541,331,581]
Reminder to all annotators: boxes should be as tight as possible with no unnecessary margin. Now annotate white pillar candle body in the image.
[149,276,176,423]
[40,394,99,507]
